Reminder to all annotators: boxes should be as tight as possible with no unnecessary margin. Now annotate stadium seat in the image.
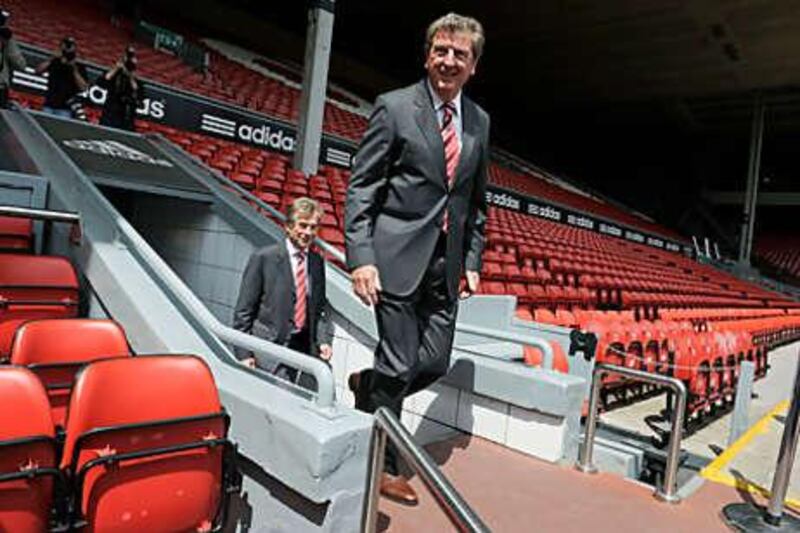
[0,367,60,533]
[10,319,132,427]
[0,254,80,358]
[0,216,33,253]
[60,355,236,532]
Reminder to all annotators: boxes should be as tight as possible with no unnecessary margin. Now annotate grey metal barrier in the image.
[722,348,800,531]
[361,407,489,533]
[576,363,687,504]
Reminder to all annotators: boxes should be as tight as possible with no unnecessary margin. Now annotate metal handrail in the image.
[0,205,80,224]
[361,407,489,533]
[576,363,687,503]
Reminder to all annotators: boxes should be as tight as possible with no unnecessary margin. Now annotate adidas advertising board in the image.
[12,44,356,169]
[484,185,688,254]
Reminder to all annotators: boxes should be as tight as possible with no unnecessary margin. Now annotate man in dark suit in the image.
[233,197,334,389]
[345,13,489,504]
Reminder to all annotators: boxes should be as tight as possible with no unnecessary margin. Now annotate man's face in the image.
[425,30,477,102]
[286,213,320,251]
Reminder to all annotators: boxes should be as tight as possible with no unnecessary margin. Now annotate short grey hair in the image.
[425,13,485,62]
[286,197,323,225]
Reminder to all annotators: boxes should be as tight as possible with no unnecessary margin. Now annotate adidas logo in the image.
[62,139,174,167]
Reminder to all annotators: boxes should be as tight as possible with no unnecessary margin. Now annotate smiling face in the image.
[285,213,320,251]
[425,30,478,103]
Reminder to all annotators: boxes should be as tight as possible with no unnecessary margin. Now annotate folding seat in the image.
[0,367,59,533]
[502,263,525,282]
[507,282,528,300]
[0,254,79,359]
[522,340,570,373]
[526,284,547,305]
[10,319,131,428]
[61,356,237,532]
[481,262,502,281]
[318,227,345,247]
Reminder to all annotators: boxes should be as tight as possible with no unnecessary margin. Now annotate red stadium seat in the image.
[10,319,132,427]
[0,255,79,358]
[61,355,236,532]
[0,216,33,253]
[0,367,59,533]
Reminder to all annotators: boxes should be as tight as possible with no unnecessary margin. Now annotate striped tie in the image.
[294,251,307,331]
[441,102,460,232]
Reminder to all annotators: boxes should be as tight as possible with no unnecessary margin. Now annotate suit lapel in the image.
[277,245,294,299]
[413,80,446,186]
[454,98,478,189]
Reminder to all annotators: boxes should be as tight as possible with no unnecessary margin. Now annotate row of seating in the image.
[1,347,234,532]
[0,232,237,531]
[756,234,800,283]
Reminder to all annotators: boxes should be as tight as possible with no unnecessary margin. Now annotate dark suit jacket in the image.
[345,79,490,299]
[232,242,334,360]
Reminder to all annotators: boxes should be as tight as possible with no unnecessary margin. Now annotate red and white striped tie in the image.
[441,102,460,232]
[293,251,307,330]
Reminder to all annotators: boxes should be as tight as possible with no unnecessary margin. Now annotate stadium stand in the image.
[756,234,800,283]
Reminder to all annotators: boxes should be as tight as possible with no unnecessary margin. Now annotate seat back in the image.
[0,216,33,253]
[10,319,132,427]
[0,367,57,533]
[62,355,228,533]
[0,255,79,357]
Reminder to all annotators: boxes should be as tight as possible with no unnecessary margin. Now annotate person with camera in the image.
[98,47,142,131]
[0,8,26,109]
[35,37,88,118]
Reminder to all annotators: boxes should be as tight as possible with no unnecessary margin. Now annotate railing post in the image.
[576,366,604,474]
[576,363,687,503]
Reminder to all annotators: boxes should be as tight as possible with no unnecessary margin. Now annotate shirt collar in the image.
[285,238,306,259]
[426,78,462,117]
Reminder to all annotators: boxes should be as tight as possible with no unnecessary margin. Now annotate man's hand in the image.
[460,270,480,299]
[241,357,257,369]
[351,264,382,306]
[319,344,333,361]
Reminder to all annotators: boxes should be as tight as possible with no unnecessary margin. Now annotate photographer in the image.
[97,46,142,131]
[35,37,88,118]
[0,8,27,109]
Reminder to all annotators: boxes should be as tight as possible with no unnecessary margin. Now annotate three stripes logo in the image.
[12,67,48,92]
[200,114,236,138]
[325,147,351,168]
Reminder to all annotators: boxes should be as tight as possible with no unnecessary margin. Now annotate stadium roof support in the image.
[738,93,765,266]
[293,0,335,177]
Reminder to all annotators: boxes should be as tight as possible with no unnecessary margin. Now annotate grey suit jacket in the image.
[345,79,490,299]
[232,243,334,360]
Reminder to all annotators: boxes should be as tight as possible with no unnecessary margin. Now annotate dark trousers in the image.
[354,235,458,475]
[273,329,319,391]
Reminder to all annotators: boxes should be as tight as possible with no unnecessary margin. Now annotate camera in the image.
[61,37,76,61]
[123,46,137,72]
[0,8,11,40]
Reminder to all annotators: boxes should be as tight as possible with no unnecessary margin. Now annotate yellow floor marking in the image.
[701,400,798,505]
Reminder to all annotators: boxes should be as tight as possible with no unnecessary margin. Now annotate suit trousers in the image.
[355,234,458,475]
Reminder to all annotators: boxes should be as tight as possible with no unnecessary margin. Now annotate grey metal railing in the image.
[361,407,489,533]
[576,363,687,503]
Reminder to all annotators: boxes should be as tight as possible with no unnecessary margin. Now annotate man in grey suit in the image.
[234,197,334,389]
[345,13,489,503]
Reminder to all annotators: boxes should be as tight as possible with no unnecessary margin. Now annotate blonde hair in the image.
[286,196,323,225]
[425,13,485,61]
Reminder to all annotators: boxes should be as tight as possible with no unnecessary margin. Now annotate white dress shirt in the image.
[427,78,463,149]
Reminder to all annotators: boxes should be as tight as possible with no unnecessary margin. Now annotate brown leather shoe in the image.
[379,473,418,505]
